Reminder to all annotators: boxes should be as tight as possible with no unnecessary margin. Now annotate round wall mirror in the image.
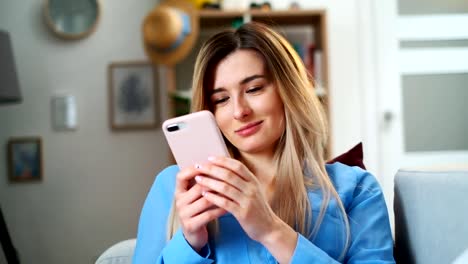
[43,0,101,40]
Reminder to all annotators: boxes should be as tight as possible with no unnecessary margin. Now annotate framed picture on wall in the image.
[7,137,43,182]
[108,61,160,130]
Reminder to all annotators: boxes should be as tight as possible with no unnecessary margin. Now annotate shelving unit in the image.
[167,9,331,156]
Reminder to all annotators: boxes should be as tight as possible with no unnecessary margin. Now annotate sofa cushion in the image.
[327,142,366,169]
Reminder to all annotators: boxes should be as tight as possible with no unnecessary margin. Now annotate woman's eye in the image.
[213,97,229,105]
[247,86,263,93]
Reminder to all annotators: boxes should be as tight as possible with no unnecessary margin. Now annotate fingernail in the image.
[195,176,202,182]
[208,156,215,161]
[195,164,201,169]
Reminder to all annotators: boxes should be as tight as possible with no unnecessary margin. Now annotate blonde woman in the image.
[133,22,395,263]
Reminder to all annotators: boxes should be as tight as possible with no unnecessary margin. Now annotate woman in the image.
[133,22,395,263]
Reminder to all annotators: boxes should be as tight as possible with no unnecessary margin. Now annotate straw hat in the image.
[142,0,199,65]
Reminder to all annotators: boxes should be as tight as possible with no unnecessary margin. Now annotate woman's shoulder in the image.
[147,165,180,202]
[135,165,180,234]
[154,165,179,185]
[325,162,384,207]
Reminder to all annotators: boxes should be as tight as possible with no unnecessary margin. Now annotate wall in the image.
[0,0,170,263]
[0,0,369,263]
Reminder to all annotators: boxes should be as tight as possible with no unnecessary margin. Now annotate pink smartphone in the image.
[162,110,230,169]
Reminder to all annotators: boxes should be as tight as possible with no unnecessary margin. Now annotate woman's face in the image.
[209,49,285,156]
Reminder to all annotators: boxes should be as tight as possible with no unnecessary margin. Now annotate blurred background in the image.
[1,0,467,263]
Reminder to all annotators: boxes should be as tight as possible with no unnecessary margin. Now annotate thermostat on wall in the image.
[51,94,77,131]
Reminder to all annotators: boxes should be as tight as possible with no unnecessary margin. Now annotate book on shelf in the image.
[313,49,326,98]
[277,25,326,98]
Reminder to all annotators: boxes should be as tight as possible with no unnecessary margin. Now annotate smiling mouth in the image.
[235,121,263,136]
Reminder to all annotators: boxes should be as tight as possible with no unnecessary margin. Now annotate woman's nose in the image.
[233,97,252,120]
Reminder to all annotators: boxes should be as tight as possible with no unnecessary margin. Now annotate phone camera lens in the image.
[167,124,179,132]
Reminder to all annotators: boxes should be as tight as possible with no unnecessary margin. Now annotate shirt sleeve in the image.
[290,169,395,263]
[290,234,341,263]
[132,166,214,264]
[344,170,395,263]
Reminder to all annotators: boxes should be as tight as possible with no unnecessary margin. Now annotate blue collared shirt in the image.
[133,162,395,263]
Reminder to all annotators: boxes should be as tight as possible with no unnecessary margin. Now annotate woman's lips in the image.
[235,121,263,137]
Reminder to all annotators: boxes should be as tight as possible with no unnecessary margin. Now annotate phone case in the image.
[162,110,230,169]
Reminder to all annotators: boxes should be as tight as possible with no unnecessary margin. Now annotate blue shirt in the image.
[133,162,395,263]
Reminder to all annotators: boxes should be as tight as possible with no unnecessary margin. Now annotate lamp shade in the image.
[0,30,22,104]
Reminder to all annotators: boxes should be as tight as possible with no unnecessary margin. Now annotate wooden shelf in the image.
[198,9,325,18]
[196,9,328,83]
[198,10,327,50]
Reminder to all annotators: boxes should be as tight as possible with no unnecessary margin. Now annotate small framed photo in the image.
[7,137,43,182]
[108,61,160,130]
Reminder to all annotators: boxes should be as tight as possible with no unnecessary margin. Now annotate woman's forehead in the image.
[212,50,266,86]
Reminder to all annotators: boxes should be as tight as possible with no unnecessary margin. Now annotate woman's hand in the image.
[194,156,282,242]
[174,166,227,252]
[194,157,298,263]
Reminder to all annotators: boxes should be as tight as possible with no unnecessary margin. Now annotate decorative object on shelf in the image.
[7,137,43,183]
[142,0,199,66]
[231,17,244,28]
[189,0,220,10]
[250,2,272,11]
[188,0,205,9]
[201,2,221,10]
[0,30,22,104]
[43,0,101,40]
[222,0,250,10]
[289,2,300,10]
[108,61,160,130]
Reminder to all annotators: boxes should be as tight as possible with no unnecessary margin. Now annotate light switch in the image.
[51,94,77,131]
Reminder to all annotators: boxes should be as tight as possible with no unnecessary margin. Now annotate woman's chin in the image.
[236,142,272,155]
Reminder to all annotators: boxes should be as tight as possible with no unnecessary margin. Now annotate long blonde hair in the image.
[167,22,350,260]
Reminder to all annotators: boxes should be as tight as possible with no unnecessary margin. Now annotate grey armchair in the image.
[394,169,468,264]
[95,239,135,264]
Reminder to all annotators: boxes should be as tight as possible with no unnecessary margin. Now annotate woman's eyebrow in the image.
[239,74,266,85]
[211,87,226,95]
[212,74,266,94]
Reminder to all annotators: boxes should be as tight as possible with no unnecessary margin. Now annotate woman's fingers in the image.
[195,175,244,205]
[175,166,199,193]
[206,156,254,182]
[196,163,248,192]
[202,191,238,214]
[178,195,219,219]
[184,207,227,232]
[176,183,203,209]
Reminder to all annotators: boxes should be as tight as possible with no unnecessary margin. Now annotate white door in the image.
[373,0,468,226]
